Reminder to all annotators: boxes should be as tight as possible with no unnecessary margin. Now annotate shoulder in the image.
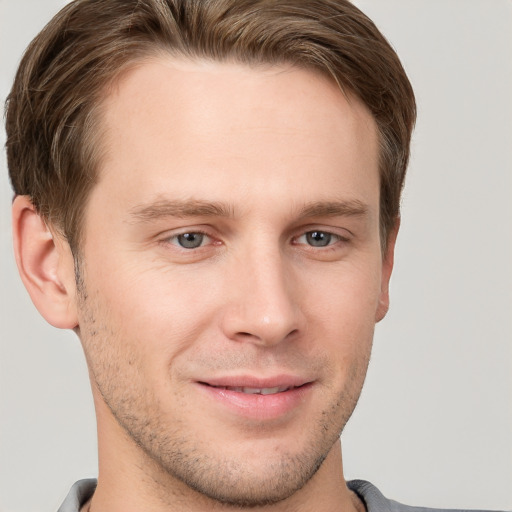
[347,480,503,512]
[57,479,97,512]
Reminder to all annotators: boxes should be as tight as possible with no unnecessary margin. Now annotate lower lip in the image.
[196,383,313,421]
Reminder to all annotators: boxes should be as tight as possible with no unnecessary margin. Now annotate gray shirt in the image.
[57,478,500,512]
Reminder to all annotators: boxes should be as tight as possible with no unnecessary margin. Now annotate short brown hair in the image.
[5,0,416,252]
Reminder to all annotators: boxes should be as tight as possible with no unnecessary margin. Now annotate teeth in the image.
[259,387,281,395]
[222,386,293,395]
[242,387,264,394]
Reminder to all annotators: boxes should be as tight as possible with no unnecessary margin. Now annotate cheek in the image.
[80,256,224,370]
[304,260,381,367]
[306,258,383,326]
[78,237,382,372]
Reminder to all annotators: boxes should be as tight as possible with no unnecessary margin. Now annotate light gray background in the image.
[1,1,511,511]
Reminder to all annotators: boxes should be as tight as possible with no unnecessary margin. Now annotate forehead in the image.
[91,57,379,221]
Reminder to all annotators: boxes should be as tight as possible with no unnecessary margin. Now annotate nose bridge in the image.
[222,241,301,346]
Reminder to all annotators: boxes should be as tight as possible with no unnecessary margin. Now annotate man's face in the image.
[75,58,392,505]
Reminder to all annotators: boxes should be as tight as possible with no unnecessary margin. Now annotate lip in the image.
[196,375,314,421]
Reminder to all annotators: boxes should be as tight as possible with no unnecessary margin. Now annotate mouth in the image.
[196,377,313,420]
[199,383,304,395]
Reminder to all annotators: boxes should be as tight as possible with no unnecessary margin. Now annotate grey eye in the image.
[176,232,205,249]
[305,231,332,247]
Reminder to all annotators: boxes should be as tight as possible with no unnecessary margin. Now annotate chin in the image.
[165,444,330,507]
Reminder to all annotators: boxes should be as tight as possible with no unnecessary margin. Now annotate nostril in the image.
[234,328,299,344]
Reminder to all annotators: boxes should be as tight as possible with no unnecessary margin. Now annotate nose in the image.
[220,247,303,347]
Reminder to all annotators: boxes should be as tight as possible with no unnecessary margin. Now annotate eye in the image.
[297,230,339,247]
[170,232,210,249]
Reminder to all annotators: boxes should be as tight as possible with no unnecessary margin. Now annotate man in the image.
[2,1,507,511]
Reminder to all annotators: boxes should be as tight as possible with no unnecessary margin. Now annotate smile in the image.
[197,378,313,420]
[204,384,298,395]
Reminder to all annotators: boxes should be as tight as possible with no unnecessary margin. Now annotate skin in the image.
[13,58,397,512]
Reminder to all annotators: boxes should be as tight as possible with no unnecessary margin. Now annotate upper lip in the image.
[197,375,312,390]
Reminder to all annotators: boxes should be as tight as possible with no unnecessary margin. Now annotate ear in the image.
[375,217,400,322]
[12,195,79,329]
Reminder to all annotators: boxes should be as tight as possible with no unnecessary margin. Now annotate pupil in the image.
[306,231,331,247]
[178,233,203,248]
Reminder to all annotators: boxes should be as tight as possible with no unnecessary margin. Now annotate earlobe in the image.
[375,218,400,323]
[12,195,79,329]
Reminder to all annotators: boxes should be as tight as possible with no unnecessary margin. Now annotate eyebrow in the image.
[128,198,369,223]
[297,199,369,219]
[129,199,234,223]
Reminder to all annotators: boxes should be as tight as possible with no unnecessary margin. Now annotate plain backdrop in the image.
[1,1,511,511]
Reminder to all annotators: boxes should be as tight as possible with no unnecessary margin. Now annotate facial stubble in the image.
[74,261,371,508]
